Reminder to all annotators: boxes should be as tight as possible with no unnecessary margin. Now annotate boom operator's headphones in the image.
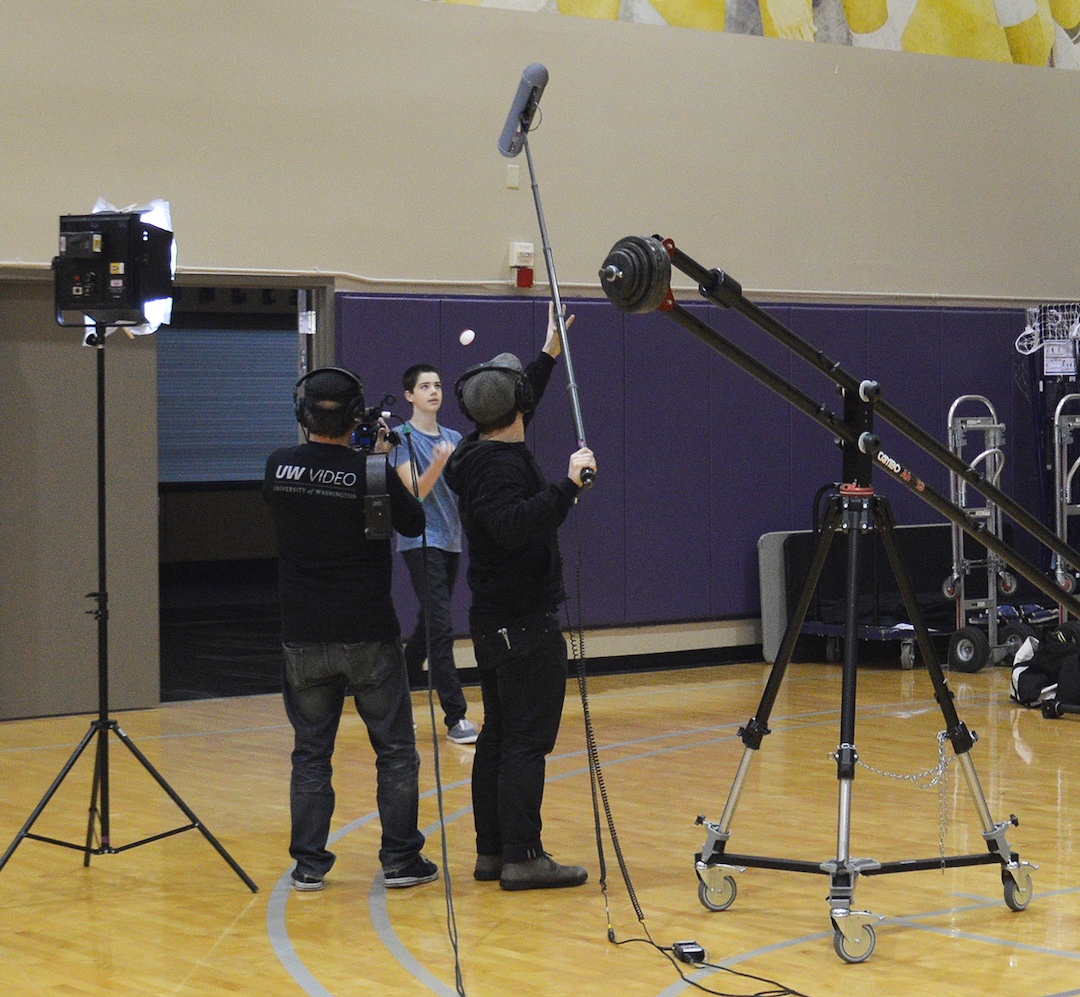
[293,366,365,427]
[454,357,535,425]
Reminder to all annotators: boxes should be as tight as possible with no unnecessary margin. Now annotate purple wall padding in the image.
[336,292,1027,634]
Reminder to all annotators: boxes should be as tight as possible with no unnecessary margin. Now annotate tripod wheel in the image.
[833,923,875,963]
[698,874,737,912]
[1003,871,1033,911]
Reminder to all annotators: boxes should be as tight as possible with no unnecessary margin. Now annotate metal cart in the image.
[1053,393,1080,614]
[941,396,1022,670]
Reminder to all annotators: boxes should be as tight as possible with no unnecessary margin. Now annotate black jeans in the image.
[281,640,424,877]
[470,613,567,863]
[402,547,468,729]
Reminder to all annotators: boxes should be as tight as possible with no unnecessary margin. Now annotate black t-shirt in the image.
[263,441,424,643]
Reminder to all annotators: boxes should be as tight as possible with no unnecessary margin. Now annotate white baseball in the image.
[459,328,475,346]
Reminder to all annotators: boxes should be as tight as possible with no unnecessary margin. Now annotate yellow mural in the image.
[439,0,1080,67]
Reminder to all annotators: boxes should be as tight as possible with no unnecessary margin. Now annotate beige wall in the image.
[1,0,1078,302]
[0,280,159,719]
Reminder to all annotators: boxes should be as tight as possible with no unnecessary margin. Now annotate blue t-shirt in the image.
[390,423,463,552]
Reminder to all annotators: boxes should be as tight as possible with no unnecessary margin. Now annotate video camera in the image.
[352,394,400,452]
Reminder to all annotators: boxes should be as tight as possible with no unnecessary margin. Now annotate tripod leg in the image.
[761,498,846,731]
[875,500,980,758]
[875,499,1033,907]
[0,722,98,873]
[835,514,860,869]
[111,724,258,893]
[829,499,864,904]
[697,500,842,888]
[824,495,882,962]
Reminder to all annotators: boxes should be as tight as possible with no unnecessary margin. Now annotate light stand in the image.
[598,235,1080,962]
[0,214,256,891]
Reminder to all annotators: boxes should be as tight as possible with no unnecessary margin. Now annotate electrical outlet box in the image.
[509,242,534,268]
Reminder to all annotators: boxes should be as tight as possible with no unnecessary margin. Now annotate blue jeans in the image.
[469,613,567,863]
[402,547,468,729]
[282,640,424,877]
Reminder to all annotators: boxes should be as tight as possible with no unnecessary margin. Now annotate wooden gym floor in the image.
[0,660,1077,996]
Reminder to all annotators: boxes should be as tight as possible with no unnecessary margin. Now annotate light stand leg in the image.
[112,722,259,891]
[84,727,106,863]
[0,723,97,870]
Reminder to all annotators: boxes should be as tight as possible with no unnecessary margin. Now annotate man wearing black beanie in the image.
[444,304,596,891]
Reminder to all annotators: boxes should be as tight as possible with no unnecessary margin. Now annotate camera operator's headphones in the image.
[454,361,535,423]
[293,367,365,427]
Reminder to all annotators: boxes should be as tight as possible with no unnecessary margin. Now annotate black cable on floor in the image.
[564,511,813,997]
[564,512,644,934]
[612,936,814,997]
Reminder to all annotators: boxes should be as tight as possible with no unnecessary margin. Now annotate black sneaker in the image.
[291,872,324,892]
[384,854,439,889]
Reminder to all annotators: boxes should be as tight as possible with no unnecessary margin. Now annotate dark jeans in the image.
[402,547,468,729]
[470,613,567,863]
[281,639,424,877]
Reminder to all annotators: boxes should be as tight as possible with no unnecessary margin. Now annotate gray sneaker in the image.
[474,853,503,881]
[447,718,480,744]
[499,853,588,891]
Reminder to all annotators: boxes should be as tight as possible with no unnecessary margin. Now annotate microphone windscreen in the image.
[498,63,549,158]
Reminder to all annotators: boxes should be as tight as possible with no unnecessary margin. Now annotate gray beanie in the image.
[460,353,524,425]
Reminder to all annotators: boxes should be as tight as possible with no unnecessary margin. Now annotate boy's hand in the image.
[432,440,455,467]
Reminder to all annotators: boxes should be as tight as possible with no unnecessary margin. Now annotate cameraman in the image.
[263,366,437,892]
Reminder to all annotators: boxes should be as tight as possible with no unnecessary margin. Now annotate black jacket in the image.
[444,353,579,630]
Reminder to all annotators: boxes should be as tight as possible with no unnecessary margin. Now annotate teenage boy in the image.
[391,364,479,745]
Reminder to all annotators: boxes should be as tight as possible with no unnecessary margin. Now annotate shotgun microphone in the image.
[498,63,549,158]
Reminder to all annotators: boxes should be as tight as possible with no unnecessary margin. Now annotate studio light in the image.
[53,200,175,332]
